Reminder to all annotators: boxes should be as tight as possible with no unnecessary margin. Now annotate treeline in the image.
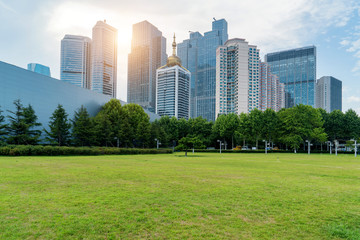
[0,99,359,152]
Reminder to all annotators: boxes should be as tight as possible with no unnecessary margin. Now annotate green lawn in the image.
[1,153,360,239]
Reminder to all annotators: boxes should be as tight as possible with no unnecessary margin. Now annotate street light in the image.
[305,140,310,155]
[154,138,161,149]
[351,139,357,157]
[217,140,222,154]
[327,141,332,155]
[262,139,267,154]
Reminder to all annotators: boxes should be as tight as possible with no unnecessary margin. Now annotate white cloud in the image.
[347,96,360,103]
[340,39,350,46]
[0,0,16,13]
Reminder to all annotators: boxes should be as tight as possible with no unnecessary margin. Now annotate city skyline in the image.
[1,0,359,113]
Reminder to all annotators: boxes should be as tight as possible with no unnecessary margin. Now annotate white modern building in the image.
[60,35,91,89]
[215,38,260,117]
[259,62,285,112]
[156,36,190,119]
[315,76,342,113]
[91,20,118,97]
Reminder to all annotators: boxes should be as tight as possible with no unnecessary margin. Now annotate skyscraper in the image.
[60,35,91,89]
[178,18,228,121]
[27,63,51,77]
[156,35,190,120]
[91,20,118,97]
[127,20,167,112]
[265,46,316,108]
[259,62,285,112]
[315,76,342,113]
[215,38,260,117]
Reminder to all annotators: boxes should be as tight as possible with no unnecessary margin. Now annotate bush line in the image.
[0,145,173,156]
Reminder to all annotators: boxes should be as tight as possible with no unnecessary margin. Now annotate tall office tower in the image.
[178,18,228,121]
[91,20,118,97]
[156,35,191,119]
[265,46,316,108]
[259,62,285,112]
[315,76,342,113]
[60,35,91,88]
[27,63,51,77]
[215,38,260,118]
[127,20,167,113]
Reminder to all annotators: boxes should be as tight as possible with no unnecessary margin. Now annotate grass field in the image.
[1,153,360,239]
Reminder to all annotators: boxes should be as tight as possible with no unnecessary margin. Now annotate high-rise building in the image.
[215,38,260,117]
[259,62,285,112]
[60,35,91,89]
[156,35,190,119]
[127,20,167,113]
[91,20,118,97]
[315,76,342,113]
[27,63,51,77]
[178,18,228,121]
[265,46,316,108]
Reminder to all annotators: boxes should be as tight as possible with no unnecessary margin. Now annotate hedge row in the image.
[0,145,173,156]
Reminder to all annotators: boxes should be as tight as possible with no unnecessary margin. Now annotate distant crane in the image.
[213,17,216,21]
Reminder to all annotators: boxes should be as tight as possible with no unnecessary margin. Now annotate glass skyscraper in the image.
[127,21,167,113]
[91,20,118,98]
[178,19,228,121]
[60,35,91,89]
[265,46,316,108]
[315,76,342,113]
[27,63,51,77]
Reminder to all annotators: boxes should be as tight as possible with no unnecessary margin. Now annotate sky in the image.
[0,0,360,113]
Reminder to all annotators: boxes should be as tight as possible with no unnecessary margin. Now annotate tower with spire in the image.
[156,34,191,119]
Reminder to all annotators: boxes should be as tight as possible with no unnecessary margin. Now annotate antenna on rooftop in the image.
[213,17,216,21]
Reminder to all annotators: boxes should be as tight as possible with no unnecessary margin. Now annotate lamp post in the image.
[351,139,357,157]
[335,140,338,156]
[305,140,310,155]
[217,140,222,154]
[155,138,161,149]
[328,141,332,155]
[263,140,267,154]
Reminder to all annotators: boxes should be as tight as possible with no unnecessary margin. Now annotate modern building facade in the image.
[60,35,91,89]
[91,20,118,97]
[156,36,190,119]
[27,63,51,77]
[0,61,159,130]
[127,21,167,113]
[178,18,228,121]
[215,38,260,117]
[259,62,285,112]
[265,46,316,108]
[315,76,342,112]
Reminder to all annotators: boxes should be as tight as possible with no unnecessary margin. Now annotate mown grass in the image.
[1,153,360,239]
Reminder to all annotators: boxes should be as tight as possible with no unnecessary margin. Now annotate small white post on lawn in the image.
[217,140,222,154]
[305,140,310,155]
[335,140,338,156]
[263,140,267,154]
[355,140,357,158]
[155,138,161,149]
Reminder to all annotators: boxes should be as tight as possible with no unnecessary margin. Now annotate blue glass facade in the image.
[265,46,316,108]
[27,63,51,77]
[178,19,228,121]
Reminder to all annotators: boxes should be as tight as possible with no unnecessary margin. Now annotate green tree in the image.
[324,110,344,141]
[176,136,204,156]
[343,109,360,140]
[0,107,8,144]
[72,106,94,146]
[7,100,42,145]
[123,103,151,147]
[212,113,240,149]
[248,109,264,149]
[150,120,167,148]
[188,117,213,147]
[45,105,71,146]
[238,112,251,147]
[262,108,279,146]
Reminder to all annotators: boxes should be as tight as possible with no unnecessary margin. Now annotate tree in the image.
[324,110,345,141]
[248,109,264,149]
[278,104,327,153]
[188,117,213,147]
[7,100,42,145]
[0,106,7,144]
[176,136,205,156]
[72,106,94,146]
[150,120,167,148]
[262,108,279,147]
[343,109,360,140]
[45,105,71,146]
[123,104,151,148]
[238,112,251,147]
[212,114,240,149]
